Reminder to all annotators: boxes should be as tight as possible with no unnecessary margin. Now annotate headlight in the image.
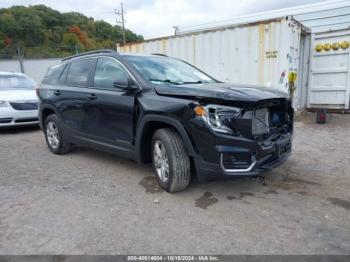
[0,101,9,108]
[194,104,241,134]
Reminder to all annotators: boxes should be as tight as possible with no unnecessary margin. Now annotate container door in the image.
[296,32,311,110]
[307,30,350,109]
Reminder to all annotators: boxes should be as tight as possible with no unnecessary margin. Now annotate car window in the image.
[59,64,69,83]
[93,57,129,89]
[0,74,36,90]
[42,63,66,85]
[66,59,94,86]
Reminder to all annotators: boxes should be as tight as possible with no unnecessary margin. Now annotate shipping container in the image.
[119,0,350,111]
[119,17,305,110]
[307,29,350,110]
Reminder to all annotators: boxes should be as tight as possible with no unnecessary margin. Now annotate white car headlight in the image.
[0,101,9,108]
[194,104,242,134]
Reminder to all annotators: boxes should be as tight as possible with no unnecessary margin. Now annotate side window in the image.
[43,63,66,85]
[93,57,129,89]
[59,64,69,83]
[66,59,94,86]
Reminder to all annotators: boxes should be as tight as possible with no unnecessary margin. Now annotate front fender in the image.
[134,114,196,163]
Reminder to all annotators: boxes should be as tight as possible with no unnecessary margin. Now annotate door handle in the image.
[87,93,97,100]
[53,90,61,96]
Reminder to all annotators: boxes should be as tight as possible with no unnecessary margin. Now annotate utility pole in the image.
[17,47,24,73]
[115,2,126,45]
[173,25,179,36]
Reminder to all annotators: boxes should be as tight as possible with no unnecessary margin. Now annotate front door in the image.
[83,57,136,146]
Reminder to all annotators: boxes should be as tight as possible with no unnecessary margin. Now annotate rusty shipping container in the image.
[119,1,350,111]
[119,17,306,110]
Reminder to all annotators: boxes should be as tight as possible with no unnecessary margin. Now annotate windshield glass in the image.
[0,75,36,90]
[124,55,217,85]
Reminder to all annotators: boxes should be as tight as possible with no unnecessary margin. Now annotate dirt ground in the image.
[0,112,349,255]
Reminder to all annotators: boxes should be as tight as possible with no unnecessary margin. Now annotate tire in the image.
[44,114,71,155]
[152,128,191,192]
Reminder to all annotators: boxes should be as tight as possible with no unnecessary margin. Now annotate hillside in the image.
[0,5,144,58]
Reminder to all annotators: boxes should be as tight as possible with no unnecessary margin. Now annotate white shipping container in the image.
[119,17,306,110]
[119,1,350,111]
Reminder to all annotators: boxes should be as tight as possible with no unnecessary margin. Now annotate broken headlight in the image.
[195,105,241,135]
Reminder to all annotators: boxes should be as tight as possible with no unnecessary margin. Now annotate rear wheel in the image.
[152,128,190,192]
[44,114,71,155]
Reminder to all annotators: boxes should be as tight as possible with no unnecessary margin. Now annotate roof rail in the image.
[151,53,168,57]
[62,49,118,61]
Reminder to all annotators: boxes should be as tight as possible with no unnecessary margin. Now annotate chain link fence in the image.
[0,45,115,83]
[0,57,61,84]
[0,45,81,59]
[0,46,75,83]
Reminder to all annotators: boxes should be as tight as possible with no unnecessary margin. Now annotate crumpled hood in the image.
[155,82,288,102]
[0,89,38,102]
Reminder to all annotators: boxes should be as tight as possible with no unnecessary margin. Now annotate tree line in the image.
[0,5,144,58]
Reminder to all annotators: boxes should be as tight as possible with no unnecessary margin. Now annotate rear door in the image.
[82,56,136,147]
[57,58,95,136]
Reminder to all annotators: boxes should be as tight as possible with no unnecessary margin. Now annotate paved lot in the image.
[0,113,350,255]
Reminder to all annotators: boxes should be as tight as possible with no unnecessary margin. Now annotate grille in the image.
[10,101,38,111]
[221,153,252,170]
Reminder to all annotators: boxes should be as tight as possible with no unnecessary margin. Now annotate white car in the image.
[0,72,39,127]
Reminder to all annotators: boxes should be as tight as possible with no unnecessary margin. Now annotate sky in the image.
[1,0,329,39]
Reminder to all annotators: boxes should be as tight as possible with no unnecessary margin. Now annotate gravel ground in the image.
[0,113,349,255]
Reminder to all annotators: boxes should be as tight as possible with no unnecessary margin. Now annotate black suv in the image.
[38,49,293,192]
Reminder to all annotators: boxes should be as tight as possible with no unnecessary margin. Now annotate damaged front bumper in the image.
[191,130,292,180]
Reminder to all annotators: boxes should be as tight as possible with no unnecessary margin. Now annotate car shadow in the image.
[58,146,327,205]
[0,125,41,134]
[69,145,271,195]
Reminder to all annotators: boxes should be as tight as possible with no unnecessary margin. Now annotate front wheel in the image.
[152,128,191,192]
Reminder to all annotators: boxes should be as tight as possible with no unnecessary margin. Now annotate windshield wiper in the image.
[183,80,205,84]
[149,79,182,85]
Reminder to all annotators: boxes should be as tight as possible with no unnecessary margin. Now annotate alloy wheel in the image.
[46,121,60,149]
[153,140,170,182]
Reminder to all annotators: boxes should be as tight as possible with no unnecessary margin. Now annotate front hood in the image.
[155,83,288,102]
[0,89,37,102]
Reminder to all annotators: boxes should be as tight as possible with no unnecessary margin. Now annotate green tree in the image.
[0,4,144,58]
[17,11,45,46]
[0,13,18,39]
[62,32,83,51]
[95,20,113,41]
[0,32,6,49]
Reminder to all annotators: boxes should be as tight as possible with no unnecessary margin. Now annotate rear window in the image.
[42,63,66,85]
[0,75,36,90]
[66,59,94,86]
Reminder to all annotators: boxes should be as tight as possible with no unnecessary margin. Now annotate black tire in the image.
[44,114,71,155]
[152,128,191,192]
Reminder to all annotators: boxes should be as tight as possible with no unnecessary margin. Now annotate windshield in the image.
[124,55,217,85]
[0,75,36,90]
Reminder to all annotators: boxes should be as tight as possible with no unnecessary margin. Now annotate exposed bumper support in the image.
[192,133,292,181]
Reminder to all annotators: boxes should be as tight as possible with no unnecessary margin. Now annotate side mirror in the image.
[113,78,138,91]
[113,79,129,90]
